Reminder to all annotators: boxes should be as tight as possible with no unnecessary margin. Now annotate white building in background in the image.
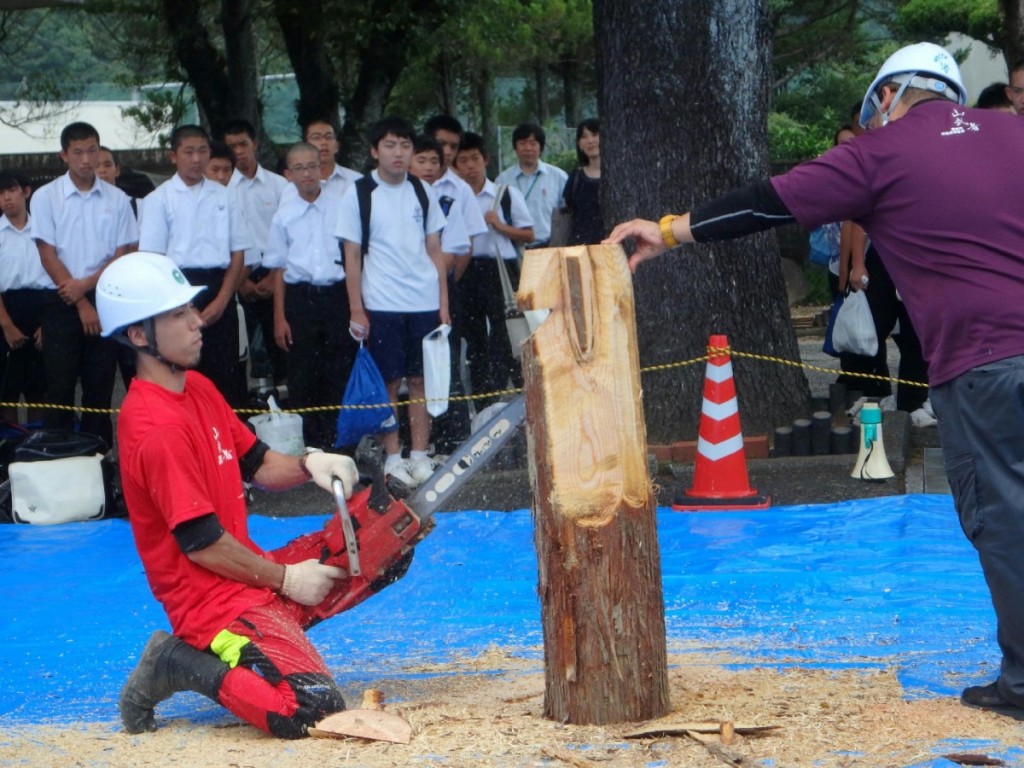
[0,99,165,153]
[947,33,1009,104]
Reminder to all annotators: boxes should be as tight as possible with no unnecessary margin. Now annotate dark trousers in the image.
[241,267,288,385]
[182,268,245,409]
[459,257,522,407]
[40,290,116,447]
[931,355,1024,706]
[0,289,47,407]
[283,281,357,449]
[838,248,928,411]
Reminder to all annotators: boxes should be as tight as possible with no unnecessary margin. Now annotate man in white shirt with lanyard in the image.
[263,143,357,450]
[224,119,290,392]
[495,122,567,249]
[139,124,252,408]
[453,133,534,405]
[32,121,139,446]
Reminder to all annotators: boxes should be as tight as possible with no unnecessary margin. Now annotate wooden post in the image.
[517,244,670,725]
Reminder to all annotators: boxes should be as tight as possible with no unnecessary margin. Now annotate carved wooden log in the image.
[517,244,670,725]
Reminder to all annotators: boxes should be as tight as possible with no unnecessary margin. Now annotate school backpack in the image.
[355,174,431,258]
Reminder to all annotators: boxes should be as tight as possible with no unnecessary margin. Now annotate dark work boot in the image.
[961,681,1024,712]
[119,630,229,734]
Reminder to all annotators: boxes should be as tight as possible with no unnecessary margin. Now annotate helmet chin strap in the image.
[875,78,913,127]
[112,319,190,373]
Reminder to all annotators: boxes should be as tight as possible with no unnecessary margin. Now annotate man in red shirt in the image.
[97,252,359,738]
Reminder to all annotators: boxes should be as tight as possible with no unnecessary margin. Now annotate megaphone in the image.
[851,402,894,481]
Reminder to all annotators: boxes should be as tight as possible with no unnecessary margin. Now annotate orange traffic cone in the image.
[672,334,770,512]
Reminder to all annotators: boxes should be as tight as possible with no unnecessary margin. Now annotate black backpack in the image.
[355,174,431,258]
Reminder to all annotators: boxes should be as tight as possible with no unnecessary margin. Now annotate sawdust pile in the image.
[3,649,1021,768]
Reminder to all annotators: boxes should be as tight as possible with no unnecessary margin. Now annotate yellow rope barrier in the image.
[0,344,927,417]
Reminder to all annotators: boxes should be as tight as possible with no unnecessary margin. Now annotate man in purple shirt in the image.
[608,42,1024,717]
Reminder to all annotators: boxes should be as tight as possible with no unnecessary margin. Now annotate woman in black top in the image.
[561,118,603,245]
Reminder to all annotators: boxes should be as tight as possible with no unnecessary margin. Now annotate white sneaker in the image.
[847,396,868,419]
[407,457,435,485]
[910,407,937,428]
[385,458,418,488]
[879,395,897,411]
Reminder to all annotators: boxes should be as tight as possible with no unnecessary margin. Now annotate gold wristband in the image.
[659,215,680,248]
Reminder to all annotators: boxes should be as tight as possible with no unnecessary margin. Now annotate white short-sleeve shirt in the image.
[0,215,56,291]
[280,163,363,207]
[495,160,567,245]
[229,165,289,262]
[335,171,446,313]
[30,173,139,279]
[139,174,252,269]
[471,180,533,261]
[434,168,488,241]
[263,189,346,286]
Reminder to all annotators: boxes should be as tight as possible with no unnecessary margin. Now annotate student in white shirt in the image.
[453,133,535,404]
[32,121,139,445]
[336,116,448,489]
[263,143,357,449]
[0,171,54,422]
[495,122,567,248]
[224,119,290,390]
[139,124,252,407]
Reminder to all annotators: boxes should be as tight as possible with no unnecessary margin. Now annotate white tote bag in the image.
[832,290,878,357]
[422,324,452,417]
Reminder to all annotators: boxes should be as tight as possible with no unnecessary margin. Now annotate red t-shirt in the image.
[118,372,272,648]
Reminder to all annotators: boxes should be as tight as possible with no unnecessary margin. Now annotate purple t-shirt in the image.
[772,101,1024,386]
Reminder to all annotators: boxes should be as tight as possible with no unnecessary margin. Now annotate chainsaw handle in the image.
[332,476,362,576]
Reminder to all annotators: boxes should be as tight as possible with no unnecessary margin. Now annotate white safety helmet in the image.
[859,42,967,128]
[98,252,205,338]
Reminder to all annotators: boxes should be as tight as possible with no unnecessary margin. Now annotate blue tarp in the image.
[0,494,1015,761]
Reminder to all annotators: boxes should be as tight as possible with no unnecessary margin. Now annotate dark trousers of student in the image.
[0,289,47,408]
[242,267,288,385]
[459,257,521,407]
[837,247,928,411]
[283,281,356,450]
[181,268,245,410]
[40,290,117,447]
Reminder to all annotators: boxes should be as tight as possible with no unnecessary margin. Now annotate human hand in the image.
[77,300,101,335]
[1,321,27,349]
[604,219,668,273]
[201,296,227,326]
[237,280,260,303]
[274,317,292,351]
[303,451,358,497]
[349,309,369,341]
[281,559,345,606]
[57,277,89,305]
[850,264,869,292]
[33,326,42,351]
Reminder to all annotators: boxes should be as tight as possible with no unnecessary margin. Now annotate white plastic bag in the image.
[248,395,305,455]
[832,290,878,357]
[422,324,451,417]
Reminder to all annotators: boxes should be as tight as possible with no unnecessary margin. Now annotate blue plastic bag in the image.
[335,344,398,448]
[822,295,843,357]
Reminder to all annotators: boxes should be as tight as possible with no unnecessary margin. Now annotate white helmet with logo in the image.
[98,252,205,338]
[859,42,967,128]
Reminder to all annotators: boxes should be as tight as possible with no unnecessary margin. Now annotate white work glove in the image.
[281,560,345,606]
[303,451,358,498]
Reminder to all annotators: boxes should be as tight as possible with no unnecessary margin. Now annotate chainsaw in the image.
[272,397,526,624]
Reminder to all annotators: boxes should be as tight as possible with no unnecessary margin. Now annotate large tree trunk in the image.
[1001,0,1024,67]
[219,0,275,166]
[519,244,670,725]
[593,0,810,443]
[162,0,232,133]
[273,0,341,136]
[561,56,580,128]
